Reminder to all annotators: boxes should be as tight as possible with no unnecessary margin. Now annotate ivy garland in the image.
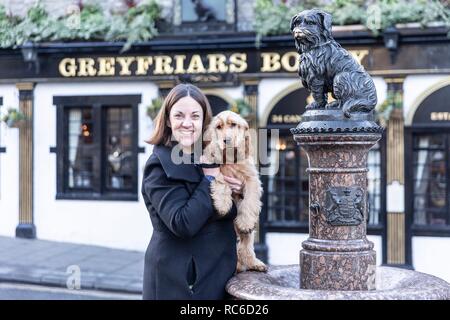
[0,0,161,52]
[254,0,450,38]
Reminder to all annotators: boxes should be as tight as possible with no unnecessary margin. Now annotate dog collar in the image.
[198,163,221,168]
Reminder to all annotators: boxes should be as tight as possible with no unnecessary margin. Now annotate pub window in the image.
[173,0,236,33]
[412,134,448,227]
[407,84,450,236]
[53,95,141,201]
[265,133,309,230]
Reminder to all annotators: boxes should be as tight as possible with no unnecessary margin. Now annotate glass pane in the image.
[367,142,381,225]
[413,134,448,226]
[105,107,134,191]
[182,0,226,22]
[266,136,308,224]
[68,108,94,189]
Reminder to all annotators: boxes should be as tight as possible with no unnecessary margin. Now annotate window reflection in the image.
[68,108,94,189]
[106,107,133,191]
[413,134,447,226]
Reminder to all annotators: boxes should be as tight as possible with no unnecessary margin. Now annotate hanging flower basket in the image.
[146,97,164,119]
[230,99,253,120]
[1,108,27,128]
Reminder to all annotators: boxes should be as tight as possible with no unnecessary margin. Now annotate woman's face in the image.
[169,96,204,150]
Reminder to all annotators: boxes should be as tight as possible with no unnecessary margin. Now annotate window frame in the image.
[406,125,450,237]
[173,0,237,33]
[53,95,141,201]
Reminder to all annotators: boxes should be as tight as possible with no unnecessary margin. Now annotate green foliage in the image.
[1,107,27,128]
[254,0,450,38]
[0,0,161,51]
[376,90,403,126]
[231,99,253,118]
[107,0,161,52]
[324,0,366,26]
[254,0,305,40]
[146,97,164,119]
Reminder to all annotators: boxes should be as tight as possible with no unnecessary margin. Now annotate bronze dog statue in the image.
[290,9,377,118]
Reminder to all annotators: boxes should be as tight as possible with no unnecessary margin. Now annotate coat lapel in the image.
[153,144,203,183]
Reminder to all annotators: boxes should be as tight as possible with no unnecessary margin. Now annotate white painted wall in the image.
[0,85,20,237]
[372,76,387,110]
[266,232,383,266]
[412,237,450,283]
[258,78,298,127]
[33,81,158,251]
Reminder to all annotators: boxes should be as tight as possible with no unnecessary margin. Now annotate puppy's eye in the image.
[216,125,222,129]
[306,21,314,25]
[230,123,236,128]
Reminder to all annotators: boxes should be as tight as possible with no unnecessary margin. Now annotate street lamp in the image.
[383,26,399,64]
[21,41,40,74]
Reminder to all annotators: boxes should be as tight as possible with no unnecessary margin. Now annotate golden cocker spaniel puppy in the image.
[202,111,267,273]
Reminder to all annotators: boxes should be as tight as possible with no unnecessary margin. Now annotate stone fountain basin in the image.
[226,265,450,300]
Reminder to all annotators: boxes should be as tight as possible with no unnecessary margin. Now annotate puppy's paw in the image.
[236,261,246,273]
[247,259,268,273]
[234,216,255,234]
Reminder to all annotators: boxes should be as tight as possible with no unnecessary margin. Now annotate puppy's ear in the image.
[290,14,298,32]
[213,116,224,129]
[318,11,332,38]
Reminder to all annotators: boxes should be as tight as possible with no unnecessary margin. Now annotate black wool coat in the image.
[141,144,238,300]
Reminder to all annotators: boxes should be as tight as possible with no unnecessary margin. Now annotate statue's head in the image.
[290,9,333,47]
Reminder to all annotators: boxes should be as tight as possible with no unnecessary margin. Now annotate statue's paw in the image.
[326,100,340,109]
[306,101,326,110]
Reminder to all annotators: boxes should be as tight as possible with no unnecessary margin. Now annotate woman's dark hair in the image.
[146,83,213,146]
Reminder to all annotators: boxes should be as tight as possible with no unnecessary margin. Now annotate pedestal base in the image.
[300,249,376,290]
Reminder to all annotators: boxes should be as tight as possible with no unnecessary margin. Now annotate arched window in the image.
[407,85,450,235]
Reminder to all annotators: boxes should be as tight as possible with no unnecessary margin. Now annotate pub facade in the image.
[0,0,450,283]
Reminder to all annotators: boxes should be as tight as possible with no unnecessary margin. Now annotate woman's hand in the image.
[200,155,220,177]
[224,176,244,196]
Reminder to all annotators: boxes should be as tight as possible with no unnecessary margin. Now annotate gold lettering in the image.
[136,56,153,75]
[207,54,228,73]
[229,53,247,73]
[431,112,450,121]
[187,55,206,74]
[271,115,283,123]
[97,57,116,76]
[349,50,369,66]
[281,52,298,72]
[59,58,77,77]
[77,58,97,77]
[154,55,174,75]
[174,55,187,74]
[116,57,135,76]
[261,53,281,72]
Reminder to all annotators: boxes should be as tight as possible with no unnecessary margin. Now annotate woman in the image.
[141,83,243,300]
